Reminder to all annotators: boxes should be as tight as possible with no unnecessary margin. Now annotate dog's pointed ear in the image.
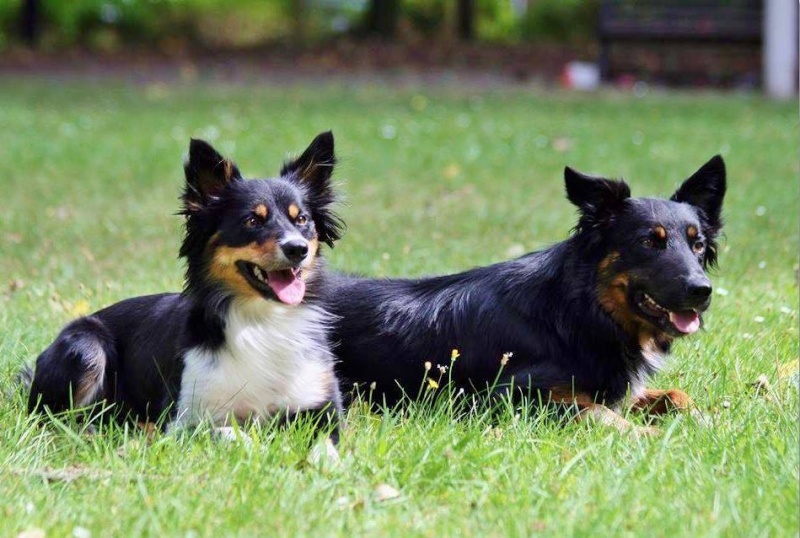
[281,131,335,190]
[671,155,726,230]
[564,166,630,227]
[281,131,343,247]
[183,139,241,211]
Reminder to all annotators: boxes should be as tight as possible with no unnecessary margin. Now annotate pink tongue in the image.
[669,311,700,334]
[267,270,305,305]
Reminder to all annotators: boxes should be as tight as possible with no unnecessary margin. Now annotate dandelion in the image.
[451,349,460,362]
[427,378,439,390]
[780,306,794,315]
[754,316,765,323]
[369,381,377,391]
[424,361,432,371]
[715,287,729,297]
[437,364,448,375]
[500,351,513,367]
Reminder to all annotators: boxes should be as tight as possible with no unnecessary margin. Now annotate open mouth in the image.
[634,292,701,335]
[235,261,306,305]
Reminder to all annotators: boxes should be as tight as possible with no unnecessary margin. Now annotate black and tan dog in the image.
[28,132,344,443]
[328,156,726,433]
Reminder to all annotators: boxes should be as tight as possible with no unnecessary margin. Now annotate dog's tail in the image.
[15,362,34,392]
[27,316,116,414]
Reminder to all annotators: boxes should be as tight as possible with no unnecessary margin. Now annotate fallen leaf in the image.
[17,529,45,538]
[443,163,460,179]
[7,279,24,293]
[374,483,400,502]
[552,137,573,153]
[750,374,771,392]
[66,300,91,318]
[778,360,799,388]
[72,527,91,538]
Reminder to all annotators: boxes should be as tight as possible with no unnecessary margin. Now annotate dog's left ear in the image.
[183,139,242,212]
[670,155,726,231]
[565,167,631,230]
[281,131,344,247]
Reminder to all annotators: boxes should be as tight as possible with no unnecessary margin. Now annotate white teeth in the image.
[640,293,668,313]
[251,266,268,284]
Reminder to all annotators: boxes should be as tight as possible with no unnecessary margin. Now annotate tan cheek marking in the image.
[288,204,300,219]
[254,204,268,219]
[597,272,638,336]
[300,237,319,282]
[598,251,620,274]
[207,240,281,298]
[654,226,667,241]
[596,252,638,336]
[687,226,698,239]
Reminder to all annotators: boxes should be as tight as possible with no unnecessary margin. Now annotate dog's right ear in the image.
[182,139,241,211]
[564,167,630,229]
[281,131,343,247]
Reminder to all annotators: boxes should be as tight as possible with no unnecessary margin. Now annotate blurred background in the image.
[0,0,796,97]
[0,5,797,535]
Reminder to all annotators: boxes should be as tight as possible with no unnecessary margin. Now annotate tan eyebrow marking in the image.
[653,225,667,241]
[288,204,300,219]
[687,225,698,239]
[254,204,268,219]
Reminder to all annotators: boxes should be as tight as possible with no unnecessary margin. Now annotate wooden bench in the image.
[598,0,763,82]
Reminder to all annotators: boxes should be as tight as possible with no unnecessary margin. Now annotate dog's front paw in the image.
[631,425,661,438]
[213,426,253,445]
[308,437,340,467]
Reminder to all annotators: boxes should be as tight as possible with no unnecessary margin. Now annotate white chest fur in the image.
[171,299,335,429]
[627,339,668,401]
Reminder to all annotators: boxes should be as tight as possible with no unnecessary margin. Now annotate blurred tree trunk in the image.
[456,0,475,41]
[20,0,40,47]
[290,0,308,44]
[364,0,399,39]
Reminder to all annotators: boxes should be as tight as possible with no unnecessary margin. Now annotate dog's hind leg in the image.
[28,316,116,415]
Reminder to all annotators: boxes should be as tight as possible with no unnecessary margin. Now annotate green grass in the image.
[0,80,797,537]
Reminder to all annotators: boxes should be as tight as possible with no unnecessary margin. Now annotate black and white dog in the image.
[328,156,726,433]
[27,132,344,444]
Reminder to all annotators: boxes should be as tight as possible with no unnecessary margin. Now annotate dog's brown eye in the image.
[295,215,308,226]
[693,240,705,253]
[640,237,654,248]
[243,216,259,228]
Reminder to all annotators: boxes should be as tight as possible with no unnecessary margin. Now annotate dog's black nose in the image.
[687,281,712,300]
[281,240,308,264]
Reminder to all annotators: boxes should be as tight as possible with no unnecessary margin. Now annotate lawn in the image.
[0,79,797,537]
